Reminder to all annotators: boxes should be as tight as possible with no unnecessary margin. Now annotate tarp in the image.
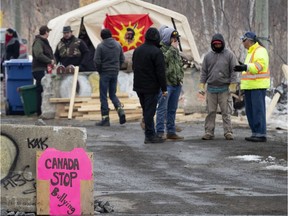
[47,0,201,64]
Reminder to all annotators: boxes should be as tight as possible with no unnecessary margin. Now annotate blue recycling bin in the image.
[3,59,33,115]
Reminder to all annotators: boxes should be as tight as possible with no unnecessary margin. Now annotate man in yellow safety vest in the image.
[234,31,270,142]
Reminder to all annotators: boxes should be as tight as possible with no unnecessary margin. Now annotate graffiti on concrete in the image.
[1,165,36,194]
[27,137,48,150]
[1,133,19,182]
[1,133,50,195]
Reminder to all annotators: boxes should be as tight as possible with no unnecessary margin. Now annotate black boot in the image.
[117,105,126,124]
[96,116,110,126]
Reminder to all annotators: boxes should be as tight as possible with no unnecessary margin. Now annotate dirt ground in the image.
[1,114,287,215]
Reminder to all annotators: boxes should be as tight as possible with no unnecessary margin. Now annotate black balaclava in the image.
[211,33,225,53]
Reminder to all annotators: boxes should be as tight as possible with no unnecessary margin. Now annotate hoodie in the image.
[158,25,168,41]
[161,27,175,46]
[94,38,125,75]
[200,33,238,87]
[160,27,184,86]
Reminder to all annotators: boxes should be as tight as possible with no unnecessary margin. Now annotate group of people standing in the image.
[31,25,126,126]
[29,23,269,144]
[133,26,184,144]
[134,27,269,144]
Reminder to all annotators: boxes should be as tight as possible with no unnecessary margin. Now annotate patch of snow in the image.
[228,155,262,162]
[265,165,288,171]
[229,155,287,171]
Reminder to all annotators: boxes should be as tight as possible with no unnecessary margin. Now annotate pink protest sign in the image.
[37,148,93,215]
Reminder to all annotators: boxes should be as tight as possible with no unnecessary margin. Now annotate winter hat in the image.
[101,29,112,39]
[145,27,160,42]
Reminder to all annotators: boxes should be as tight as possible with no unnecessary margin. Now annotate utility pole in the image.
[255,0,269,48]
[14,0,21,32]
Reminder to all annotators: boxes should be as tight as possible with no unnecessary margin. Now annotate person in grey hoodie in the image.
[94,28,126,126]
[199,33,238,140]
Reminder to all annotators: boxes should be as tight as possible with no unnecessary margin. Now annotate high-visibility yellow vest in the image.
[240,42,270,90]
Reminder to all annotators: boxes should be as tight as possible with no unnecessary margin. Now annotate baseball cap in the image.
[240,31,256,41]
[171,30,180,38]
[39,25,51,35]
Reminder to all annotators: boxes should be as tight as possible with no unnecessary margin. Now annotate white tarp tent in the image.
[47,0,201,64]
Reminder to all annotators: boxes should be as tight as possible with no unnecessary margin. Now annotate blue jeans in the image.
[99,73,121,116]
[156,85,182,134]
[244,89,267,137]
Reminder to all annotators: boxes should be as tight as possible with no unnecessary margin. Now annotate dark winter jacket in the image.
[200,33,238,87]
[54,35,90,71]
[132,40,167,94]
[32,35,54,72]
[5,38,20,60]
[93,38,124,75]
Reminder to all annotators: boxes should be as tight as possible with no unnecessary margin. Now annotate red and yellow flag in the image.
[103,14,153,52]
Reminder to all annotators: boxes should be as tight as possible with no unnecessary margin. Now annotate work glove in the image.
[198,83,205,95]
[229,83,237,93]
[233,64,247,72]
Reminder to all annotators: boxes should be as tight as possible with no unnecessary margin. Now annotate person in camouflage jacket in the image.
[156,27,184,141]
[54,26,89,71]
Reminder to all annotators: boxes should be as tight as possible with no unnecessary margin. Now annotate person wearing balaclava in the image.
[94,28,126,127]
[155,27,184,141]
[4,28,20,60]
[199,33,238,140]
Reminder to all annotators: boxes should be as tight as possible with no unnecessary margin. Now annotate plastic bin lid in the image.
[3,59,32,66]
[18,85,37,91]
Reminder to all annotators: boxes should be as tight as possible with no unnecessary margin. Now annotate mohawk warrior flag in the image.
[104,14,153,52]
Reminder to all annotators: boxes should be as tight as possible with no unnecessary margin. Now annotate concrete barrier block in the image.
[0,124,87,212]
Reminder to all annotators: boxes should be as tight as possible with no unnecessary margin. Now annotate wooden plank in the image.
[266,64,287,120]
[76,113,142,122]
[282,64,288,80]
[81,152,94,216]
[55,104,66,119]
[266,92,281,120]
[78,104,141,112]
[91,92,129,98]
[68,66,79,119]
[36,151,50,215]
[80,109,142,115]
[59,112,86,118]
[84,98,140,104]
[49,97,91,103]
